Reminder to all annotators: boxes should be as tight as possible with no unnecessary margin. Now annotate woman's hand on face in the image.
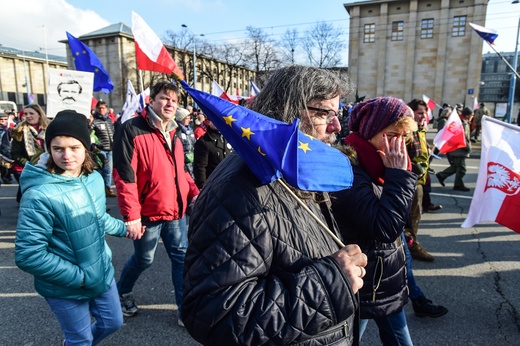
[377,134,408,170]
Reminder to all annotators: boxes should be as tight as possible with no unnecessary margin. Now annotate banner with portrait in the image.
[47,68,94,118]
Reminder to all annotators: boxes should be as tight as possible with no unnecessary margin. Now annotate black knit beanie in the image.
[349,97,411,140]
[45,110,91,150]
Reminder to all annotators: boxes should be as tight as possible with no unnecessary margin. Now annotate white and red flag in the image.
[131,11,184,78]
[422,95,436,123]
[433,107,466,154]
[462,117,520,233]
[211,80,239,104]
[473,96,479,110]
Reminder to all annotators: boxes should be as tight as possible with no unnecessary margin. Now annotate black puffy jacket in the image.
[332,164,416,319]
[193,127,232,189]
[183,153,359,346]
[91,113,115,151]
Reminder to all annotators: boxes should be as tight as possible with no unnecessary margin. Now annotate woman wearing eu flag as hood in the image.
[182,65,368,345]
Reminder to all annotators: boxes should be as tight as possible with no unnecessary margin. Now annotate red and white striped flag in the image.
[211,81,239,104]
[433,107,467,154]
[422,94,436,123]
[473,96,479,110]
[132,11,184,78]
[462,117,520,233]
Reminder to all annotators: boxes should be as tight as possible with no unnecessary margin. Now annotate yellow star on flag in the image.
[304,133,316,140]
[95,68,99,73]
[82,50,87,54]
[298,141,311,153]
[223,115,237,126]
[75,52,80,56]
[241,127,254,140]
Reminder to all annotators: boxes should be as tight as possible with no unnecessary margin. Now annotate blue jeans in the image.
[360,309,413,346]
[117,218,187,311]
[46,279,122,346]
[99,150,113,189]
[402,233,424,301]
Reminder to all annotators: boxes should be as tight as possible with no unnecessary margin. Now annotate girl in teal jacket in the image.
[15,110,129,346]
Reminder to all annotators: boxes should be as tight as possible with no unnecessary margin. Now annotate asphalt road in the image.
[1,135,519,345]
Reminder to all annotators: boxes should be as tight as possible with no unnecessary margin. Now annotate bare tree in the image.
[212,43,247,93]
[243,26,280,74]
[279,28,300,65]
[302,21,346,68]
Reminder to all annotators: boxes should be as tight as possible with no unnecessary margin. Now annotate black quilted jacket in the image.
[91,113,115,151]
[332,165,416,319]
[183,153,359,346]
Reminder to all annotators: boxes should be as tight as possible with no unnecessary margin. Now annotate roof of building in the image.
[79,22,133,39]
[0,45,67,63]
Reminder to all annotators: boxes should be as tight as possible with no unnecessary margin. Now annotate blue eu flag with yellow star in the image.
[66,32,114,93]
[181,80,353,192]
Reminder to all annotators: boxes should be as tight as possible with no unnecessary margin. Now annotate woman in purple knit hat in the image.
[332,97,418,345]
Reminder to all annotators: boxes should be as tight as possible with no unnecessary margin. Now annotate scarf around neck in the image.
[22,123,45,157]
[344,132,411,186]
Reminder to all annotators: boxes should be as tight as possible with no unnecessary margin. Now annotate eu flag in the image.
[180,80,353,192]
[66,32,114,93]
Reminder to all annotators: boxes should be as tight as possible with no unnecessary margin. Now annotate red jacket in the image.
[113,108,199,222]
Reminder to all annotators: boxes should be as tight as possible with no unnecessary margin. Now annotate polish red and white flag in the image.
[211,81,239,104]
[433,107,466,154]
[131,11,184,78]
[422,95,436,123]
[462,117,520,233]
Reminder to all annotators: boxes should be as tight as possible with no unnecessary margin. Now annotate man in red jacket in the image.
[112,81,199,327]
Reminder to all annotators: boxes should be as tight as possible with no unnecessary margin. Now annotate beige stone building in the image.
[0,47,67,109]
[345,0,489,107]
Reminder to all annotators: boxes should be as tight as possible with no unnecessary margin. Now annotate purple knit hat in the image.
[348,97,411,140]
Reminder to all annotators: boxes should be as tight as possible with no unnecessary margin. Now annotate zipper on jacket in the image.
[372,256,384,301]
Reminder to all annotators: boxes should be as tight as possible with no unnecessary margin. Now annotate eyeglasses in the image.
[306,106,338,124]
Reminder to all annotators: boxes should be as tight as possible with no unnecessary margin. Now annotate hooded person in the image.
[332,97,420,345]
[15,109,135,346]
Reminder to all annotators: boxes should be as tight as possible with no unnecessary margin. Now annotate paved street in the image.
[1,134,520,345]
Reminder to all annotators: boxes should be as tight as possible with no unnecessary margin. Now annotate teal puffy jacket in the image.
[15,162,126,300]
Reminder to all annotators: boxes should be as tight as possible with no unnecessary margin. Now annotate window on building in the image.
[364,23,375,43]
[452,15,466,37]
[391,21,404,41]
[421,19,434,39]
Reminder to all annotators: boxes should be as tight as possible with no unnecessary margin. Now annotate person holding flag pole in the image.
[112,13,198,328]
[435,107,473,191]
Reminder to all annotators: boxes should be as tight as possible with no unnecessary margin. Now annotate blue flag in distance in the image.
[66,32,114,93]
[181,80,353,192]
[469,23,498,45]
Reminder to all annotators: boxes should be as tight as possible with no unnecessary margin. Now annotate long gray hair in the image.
[249,65,350,124]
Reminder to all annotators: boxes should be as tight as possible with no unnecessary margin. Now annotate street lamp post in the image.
[506,9,519,123]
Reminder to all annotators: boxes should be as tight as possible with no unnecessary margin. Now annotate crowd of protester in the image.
[9,65,498,345]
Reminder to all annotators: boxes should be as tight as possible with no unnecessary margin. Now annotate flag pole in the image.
[484,115,520,131]
[277,179,345,249]
[138,70,144,94]
[486,42,520,79]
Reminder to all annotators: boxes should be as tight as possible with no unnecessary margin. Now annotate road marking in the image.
[430,163,480,170]
[430,192,474,200]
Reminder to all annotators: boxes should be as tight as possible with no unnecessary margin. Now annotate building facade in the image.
[0,47,67,110]
[479,52,519,119]
[345,0,489,108]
